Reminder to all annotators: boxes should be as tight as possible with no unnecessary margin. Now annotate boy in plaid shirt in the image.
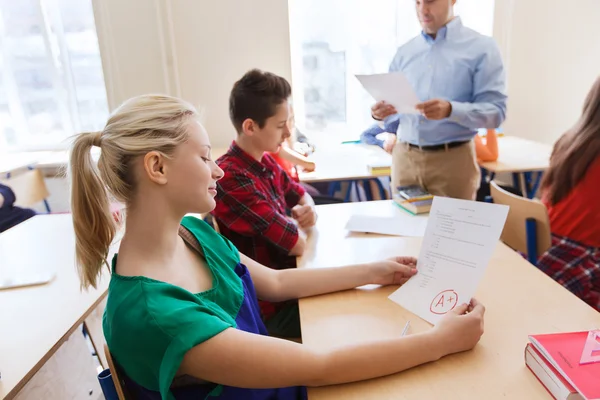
[212,69,317,337]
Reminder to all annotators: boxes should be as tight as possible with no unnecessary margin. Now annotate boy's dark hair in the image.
[229,69,292,133]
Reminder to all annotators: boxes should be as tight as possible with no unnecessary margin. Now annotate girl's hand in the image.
[368,256,418,286]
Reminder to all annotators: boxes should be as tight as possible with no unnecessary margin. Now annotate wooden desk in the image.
[38,150,99,170]
[300,144,391,183]
[298,201,600,400]
[479,136,552,199]
[0,154,39,177]
[299,144,391,201]
[0,215,112,399]
[0,150,98,179]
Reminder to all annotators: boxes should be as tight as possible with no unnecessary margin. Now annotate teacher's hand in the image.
[371,101,397,121]
[291,204,317,229]
[415,99,452,120]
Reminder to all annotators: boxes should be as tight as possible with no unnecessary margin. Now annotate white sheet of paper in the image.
[345,214,428,237]
[356,72,420,114]
[366,155,391,169]
[388,197,509,324]
[375,132,390,141]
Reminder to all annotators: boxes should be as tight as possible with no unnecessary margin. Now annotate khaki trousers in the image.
[391,140,481,200]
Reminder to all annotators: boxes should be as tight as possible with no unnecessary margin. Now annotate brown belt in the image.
[404,140,470,152]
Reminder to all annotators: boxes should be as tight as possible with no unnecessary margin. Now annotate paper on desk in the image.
[388,197,509,325]
[345,214,428,237]
[366,155,391,169]
[355,72,420,114]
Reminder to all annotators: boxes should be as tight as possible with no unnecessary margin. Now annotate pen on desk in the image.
[401,320,411,336]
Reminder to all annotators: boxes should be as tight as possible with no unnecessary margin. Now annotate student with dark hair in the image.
[537,76,600,311]
[211,69,316,337]
[0,183,36,232]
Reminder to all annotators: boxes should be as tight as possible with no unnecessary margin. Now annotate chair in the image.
[490,181,551,264]
[0,168,51,212]
[104,344,128,400]
[202,213,221,233]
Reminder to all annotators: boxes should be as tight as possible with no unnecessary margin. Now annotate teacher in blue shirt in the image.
[371,0,507,200]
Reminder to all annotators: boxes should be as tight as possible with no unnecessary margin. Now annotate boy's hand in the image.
[292,204,317,228]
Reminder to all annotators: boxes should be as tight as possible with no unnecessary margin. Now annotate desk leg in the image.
[84,297,108,369]
[522,171,542,199]
[529,172,543,199]
[515,173,529,198]
[344,181,353,202]
[525,172,533,198]
[512,173,520,193]
[373,178,387,200]
[327,182,337,197]
[355,180,366,201]
[362,180,373,201]
[480,167,488,184]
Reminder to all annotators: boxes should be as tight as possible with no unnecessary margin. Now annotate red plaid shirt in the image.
[212,141,306,319]
[537,234,600,312]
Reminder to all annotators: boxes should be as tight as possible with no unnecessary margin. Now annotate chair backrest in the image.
[490,181,551,258]
[104,344,127,400]
[211,216,221,234]
[184,213,220,233]
[0,169,49,208]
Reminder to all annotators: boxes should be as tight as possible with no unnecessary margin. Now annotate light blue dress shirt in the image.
[388,17,507,146]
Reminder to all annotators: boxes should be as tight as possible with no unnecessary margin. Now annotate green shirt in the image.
[103,216,243,399]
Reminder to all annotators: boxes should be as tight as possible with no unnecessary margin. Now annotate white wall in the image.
[92,0,176,110]
[92,0,292,148]
[170,0,292,147]
[494,0,600,145]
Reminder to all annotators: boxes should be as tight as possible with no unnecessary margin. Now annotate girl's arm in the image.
[179,301,485,388]
[475,129,499,162]
[239,253,416,303]
[279,146,315,172]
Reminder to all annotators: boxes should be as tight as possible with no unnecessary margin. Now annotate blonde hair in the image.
[69,94,198,289]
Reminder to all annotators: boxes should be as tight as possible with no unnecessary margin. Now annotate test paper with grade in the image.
[388,197,509,324]
[355,72,420,114]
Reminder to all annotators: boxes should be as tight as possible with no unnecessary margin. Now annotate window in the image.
[0,0,108,152]
[288,0,496,141]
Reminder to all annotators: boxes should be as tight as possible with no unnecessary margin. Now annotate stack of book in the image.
[393,185,433,215]
[366,159,391,176]
[525,330,600,400]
